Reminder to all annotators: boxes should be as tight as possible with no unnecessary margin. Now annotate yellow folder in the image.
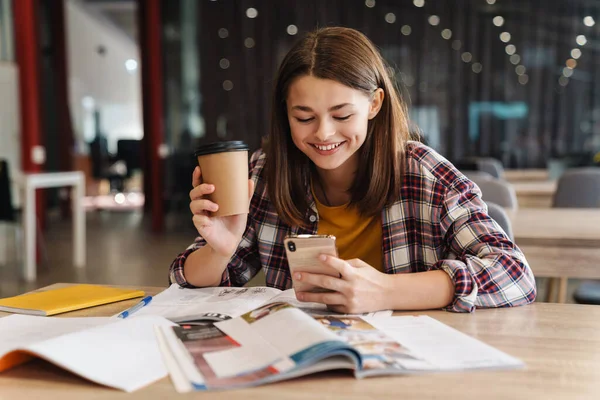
[0,285,145,316]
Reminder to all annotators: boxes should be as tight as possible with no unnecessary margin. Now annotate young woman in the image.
[170,27,536,313]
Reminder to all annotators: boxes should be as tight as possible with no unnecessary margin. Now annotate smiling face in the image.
[286,75,383,176]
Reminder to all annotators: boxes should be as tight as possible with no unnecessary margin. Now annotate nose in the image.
[314,119,336,142]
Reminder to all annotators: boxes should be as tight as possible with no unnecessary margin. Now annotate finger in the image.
[318,255,354,279]
[190,199,219,215]
[293,271,345,292]
[346,258,369,269]
[326,304,350,314]
[248,179,255,202]
[192,166,202,188]
[189,183,215,200]
[296,290,346,305]
[192,214,213,229]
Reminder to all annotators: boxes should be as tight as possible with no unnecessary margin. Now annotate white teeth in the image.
[314,142,342,151]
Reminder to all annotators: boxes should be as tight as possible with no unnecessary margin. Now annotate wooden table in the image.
[512,180,557,208]
[509,208,600,303]
[504,169,549,182]
[509,208,600,248]
[519,245,600,303]
[2,284,600,399]
[521,245,600,280]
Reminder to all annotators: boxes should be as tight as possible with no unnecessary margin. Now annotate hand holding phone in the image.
[284,235,340,293]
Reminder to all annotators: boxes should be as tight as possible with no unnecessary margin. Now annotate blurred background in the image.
[1,0,600,302]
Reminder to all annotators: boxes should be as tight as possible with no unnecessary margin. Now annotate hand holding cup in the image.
[189,141,254,258]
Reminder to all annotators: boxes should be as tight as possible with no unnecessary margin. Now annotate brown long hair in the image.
[265,27,411,227]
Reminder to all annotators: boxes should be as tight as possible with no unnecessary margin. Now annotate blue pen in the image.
[117,296,153,319]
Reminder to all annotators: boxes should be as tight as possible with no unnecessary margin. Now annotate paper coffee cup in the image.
[194,141,249,217]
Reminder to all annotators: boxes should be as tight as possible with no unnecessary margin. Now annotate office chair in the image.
[474,178,518,210]
[463,170,495,182]
[455,157,505,179]
[551,168,600,304]
[484,201,514,241]
[116,139,142,179]
[0,160,20,266]
[552,168,600,208]
[476,158,505,180]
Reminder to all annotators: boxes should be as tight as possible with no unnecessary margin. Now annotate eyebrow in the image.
[291,103,353,112]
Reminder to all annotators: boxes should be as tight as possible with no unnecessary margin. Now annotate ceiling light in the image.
[583,16,595,27]
[428,15,440,26]
[125,59,138,72]
[558,76,569,86]
[518,74,529,85]
[287,25,298,35]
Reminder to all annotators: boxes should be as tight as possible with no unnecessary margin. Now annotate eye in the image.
[334,115,352,121]
[295,117,314,123]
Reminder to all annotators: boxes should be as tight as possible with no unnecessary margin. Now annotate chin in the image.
[311,158,347,171]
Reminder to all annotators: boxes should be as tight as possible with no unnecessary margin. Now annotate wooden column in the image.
[138,0,165,232]
[13,0,45,228]
[50,0,76,218]
[13,0,43,174]
[50,0,75,173]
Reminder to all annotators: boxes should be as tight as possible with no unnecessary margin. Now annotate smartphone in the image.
[284,234,339,293]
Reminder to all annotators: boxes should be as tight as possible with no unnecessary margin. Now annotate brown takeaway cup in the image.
[194,141,250,217]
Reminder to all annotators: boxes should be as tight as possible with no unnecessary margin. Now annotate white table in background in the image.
[19,172,86,281]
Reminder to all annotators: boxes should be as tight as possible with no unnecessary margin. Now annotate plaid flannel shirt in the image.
[170,141,537,312]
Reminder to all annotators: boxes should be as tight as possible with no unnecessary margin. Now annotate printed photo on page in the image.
[312,315,425,372]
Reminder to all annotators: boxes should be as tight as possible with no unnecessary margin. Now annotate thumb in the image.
[346,259,368,269]
[248,179,255,203]
[192,166,202,188]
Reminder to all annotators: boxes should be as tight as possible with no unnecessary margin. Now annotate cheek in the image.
[290,123,311,139]
[345,117,370,141]
[289,125,307,147]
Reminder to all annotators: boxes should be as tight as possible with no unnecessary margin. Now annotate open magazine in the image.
[155,302,524,392]
[135,284,391,324]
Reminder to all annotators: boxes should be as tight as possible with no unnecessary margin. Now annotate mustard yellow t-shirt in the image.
[314,194,383,272]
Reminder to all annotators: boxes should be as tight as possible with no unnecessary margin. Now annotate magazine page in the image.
[362,315,524,373]
[134,284,283,322]
[134,284,391,323]
[160,303,359,392]
[16,315,175,392]
[213,303,356,372]
[312,315,429,374]
[268,289,393,318]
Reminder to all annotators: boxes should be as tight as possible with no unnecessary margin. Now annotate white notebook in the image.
[0,314,175,392]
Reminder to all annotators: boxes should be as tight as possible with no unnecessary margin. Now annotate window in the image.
[0,0,14,62]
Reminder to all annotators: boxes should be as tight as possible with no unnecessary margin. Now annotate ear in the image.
[368,88,385,120]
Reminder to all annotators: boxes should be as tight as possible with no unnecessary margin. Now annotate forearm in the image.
[384,270,455,311]
[183,246,232,287]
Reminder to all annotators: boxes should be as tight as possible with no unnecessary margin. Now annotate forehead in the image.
[287,75,368,107]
